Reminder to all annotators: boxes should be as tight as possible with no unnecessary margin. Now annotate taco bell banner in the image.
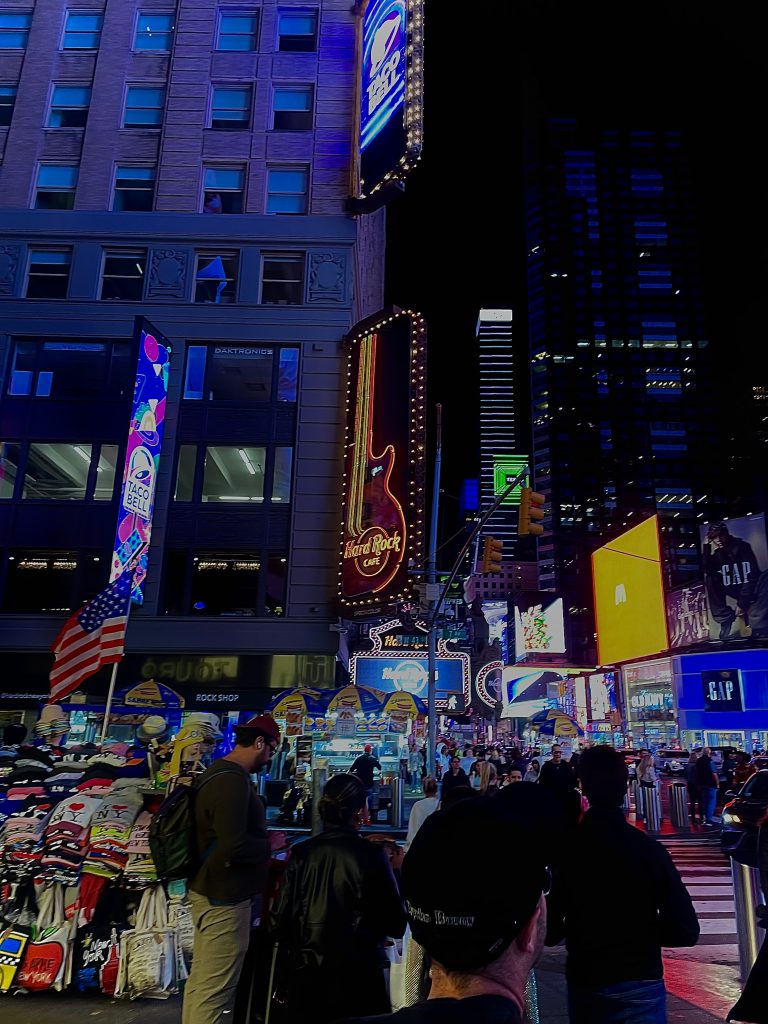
[110,319,171,603]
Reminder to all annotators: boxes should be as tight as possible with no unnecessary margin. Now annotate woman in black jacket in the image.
[268,773,406,1022]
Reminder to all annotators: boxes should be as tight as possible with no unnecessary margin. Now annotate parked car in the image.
[721,769,768,865]
[654,748,687,776]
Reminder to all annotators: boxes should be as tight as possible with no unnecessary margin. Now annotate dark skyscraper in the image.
[524,118,761,660]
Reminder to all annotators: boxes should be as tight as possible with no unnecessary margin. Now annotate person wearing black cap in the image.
[268,773,406,1022]
[339,797,550,1023]
[547,745,699,1024]
[182,714,284,1024]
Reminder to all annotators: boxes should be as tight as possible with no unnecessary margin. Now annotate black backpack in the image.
[148,769,238,881]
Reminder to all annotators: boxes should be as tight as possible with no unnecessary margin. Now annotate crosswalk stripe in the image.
[660,835,739,965]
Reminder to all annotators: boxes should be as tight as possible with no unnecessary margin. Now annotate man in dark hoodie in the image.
[703,521,768,640]
[548,745,699,1023]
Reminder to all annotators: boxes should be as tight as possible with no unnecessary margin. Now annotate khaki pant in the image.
[182,891,251,1024]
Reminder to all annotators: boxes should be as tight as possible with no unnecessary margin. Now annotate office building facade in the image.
[524,120,756,662]
[0,0,385,717]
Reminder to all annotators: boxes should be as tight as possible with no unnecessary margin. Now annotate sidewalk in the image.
[537,945,741,1023]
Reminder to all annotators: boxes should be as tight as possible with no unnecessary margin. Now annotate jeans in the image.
[700,785,717,823]
[568,978,667,1024]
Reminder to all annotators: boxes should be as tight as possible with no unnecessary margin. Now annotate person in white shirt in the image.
[405,777,439,849]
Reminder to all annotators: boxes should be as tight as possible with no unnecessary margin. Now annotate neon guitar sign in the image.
[342,331,407,598]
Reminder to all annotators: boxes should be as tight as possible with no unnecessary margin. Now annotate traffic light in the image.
[518,487,546,536]
[481,537,504,573]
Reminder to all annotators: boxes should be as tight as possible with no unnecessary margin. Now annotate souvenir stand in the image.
[0,693,226,1001]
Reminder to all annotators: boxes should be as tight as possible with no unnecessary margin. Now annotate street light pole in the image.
[426,461,530,769]
[426,404,442,777]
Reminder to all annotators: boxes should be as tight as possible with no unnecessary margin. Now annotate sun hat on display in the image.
[136,715,169,744]
[184,713,224,741]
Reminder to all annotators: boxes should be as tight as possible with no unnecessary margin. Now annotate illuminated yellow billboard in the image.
[592,516,669,665]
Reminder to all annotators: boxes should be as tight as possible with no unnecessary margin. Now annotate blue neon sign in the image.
[360,0,406,153]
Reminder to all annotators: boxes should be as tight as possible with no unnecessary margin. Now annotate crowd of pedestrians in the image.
[175,716,768,1024]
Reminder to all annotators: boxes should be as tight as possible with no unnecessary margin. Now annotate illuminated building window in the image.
[266,165,309,214]
[25,249,72,299]
[93,445,118,501]
[217,10,259,50]
[48,84,91,128]
[1,550,108,613]
[23,443,91,500]
[202,165,245,214]
[277,10,317,52]
[6,339,131,399]
[100,249,147,301]
[0,84,17,126]
[174,445,196,501]
[201,445,266,502]
[0,12,32,49]
[112,166,155,211]
[210,85,252,129]
[62,12,103,49]
[123,85,165,127]
[0,443,21,499]
[260,253,304,305]
[134,13,175,52]
[34,164,78,210]
[163,550,287,616]
[272,85,313,131]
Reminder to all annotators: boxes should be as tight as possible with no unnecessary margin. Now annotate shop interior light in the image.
[73,445,91,463]
[238,448,256,475]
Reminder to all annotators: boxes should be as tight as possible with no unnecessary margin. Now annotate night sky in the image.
[385,2,766,517]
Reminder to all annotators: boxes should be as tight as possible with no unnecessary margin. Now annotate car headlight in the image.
[722,811,742,825]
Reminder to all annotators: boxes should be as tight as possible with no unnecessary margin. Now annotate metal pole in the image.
[311,767,327,836]
[390,775,404,828]
[731,859,766,983]
[99,661,120,745]
[427,404,442,779]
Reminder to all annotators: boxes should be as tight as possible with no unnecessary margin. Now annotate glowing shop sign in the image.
[360,0,406,153]
[340,311,426,612]
[110,321,170,603]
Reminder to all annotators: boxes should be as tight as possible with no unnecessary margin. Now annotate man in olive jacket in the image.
[182,715,284,1024]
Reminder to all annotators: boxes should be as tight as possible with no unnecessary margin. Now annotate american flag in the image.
[49,572,133,703]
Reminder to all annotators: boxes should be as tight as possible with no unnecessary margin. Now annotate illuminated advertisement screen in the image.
[592,515,668,665]
[359,0,423,197]
[589,671,618,720]
[339,310,426,614]
[110,319,171,604]
[698,514,768,641]
[500,665,593,721]
[350,652,469,713]
[666,583,710,649]
[482,600,509,664]
[512,592,566,660]
[492,455,529,506]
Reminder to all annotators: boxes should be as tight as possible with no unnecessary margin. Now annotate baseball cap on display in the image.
[402,799,549,971]
[233,715,280,747]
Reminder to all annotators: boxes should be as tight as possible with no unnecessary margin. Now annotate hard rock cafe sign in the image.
[339,310,426,613]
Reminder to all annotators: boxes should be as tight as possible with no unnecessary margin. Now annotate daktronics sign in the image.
[358,0,424,198]
[111,318,170,603]
[339,310,426,614]
[592,515,669,665]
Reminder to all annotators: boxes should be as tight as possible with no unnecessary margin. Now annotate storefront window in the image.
[0,442,21,499]
[623,657,677,748]
[1,550,107,612]
[272,447,292,502]
[7,339,131,399]
[208,346,273,401]
[174,444,197,501]
[278,348,299,401]
[93,444,119,500]
[191,554,261,615]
